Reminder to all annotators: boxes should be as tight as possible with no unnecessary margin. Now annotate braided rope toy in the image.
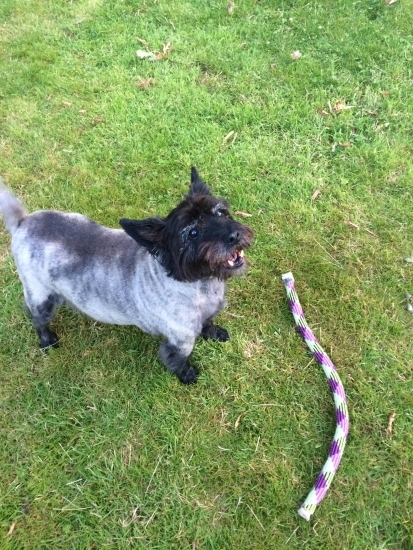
[281,272,349,521]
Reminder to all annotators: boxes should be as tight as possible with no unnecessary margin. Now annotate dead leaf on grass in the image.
[385,0,398,5]
[344,220,359,230]
[234,414,243,430]
[7,522,16,537]
[338,141,351,148]
[243,338,265,359]
[311,189,321,201]
[222,130,237,147]
[291,50,302,60]
[235,211,252,218]
[135,7,147,16]
[331,100,354,114]
[386,412,396,436]
[135,37,148,45]
[91,117,105,125]
[319,100,354,116]
[136,77,156,89]
[161,42,171,54]
[62,101,72,107]
[228,1,235,14]
[137,43,172,62]
[121,507,144,528]
[222,130,234,143]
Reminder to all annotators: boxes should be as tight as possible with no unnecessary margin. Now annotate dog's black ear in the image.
[188,166,211,196]
[119,217,166,255]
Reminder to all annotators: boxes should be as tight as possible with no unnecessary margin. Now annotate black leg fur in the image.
[159,342,198,384]
[25,294,60,351]
[201,320,229,342]
[36,327,59,351]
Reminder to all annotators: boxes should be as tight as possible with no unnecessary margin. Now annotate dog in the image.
[0,168,253,383]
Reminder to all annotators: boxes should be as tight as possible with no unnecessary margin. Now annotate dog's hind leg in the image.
[22,284,62,351]
[201,319,229,342]
[159,341,198,384]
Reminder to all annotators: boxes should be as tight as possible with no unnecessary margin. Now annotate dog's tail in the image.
[0,178,28,235]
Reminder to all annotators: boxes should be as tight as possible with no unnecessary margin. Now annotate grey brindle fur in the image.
[0,168,253,383]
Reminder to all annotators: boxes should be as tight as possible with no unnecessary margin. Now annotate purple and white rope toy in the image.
[281,272,349,521]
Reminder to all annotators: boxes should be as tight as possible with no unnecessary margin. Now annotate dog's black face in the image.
[119,167,254,282]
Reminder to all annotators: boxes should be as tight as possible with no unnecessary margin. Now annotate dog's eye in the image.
[189,228,198,238]
[216,209,228,217]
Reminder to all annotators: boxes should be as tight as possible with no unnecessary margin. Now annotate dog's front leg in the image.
[159,340,198,384]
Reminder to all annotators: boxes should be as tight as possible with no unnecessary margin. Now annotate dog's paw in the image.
[178,365,198,384]
[39,330,59,352]
[214,326,229,342]
[201,324,229,342]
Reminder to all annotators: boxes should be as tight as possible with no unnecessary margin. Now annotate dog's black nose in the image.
[228,230,240,245]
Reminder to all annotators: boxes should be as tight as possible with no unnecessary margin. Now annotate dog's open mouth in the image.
[225,249,245,269]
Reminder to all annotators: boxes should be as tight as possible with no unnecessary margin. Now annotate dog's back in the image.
[9,209,150,325]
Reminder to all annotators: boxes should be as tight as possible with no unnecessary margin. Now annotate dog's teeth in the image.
[228,260,234,267]
[239,250,244,258]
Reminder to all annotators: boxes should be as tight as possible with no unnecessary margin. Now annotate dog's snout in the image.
[228,230,240,245]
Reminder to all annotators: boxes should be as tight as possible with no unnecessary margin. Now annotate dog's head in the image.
[119,167,254,282]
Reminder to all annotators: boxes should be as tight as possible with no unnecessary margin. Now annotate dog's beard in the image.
[198,241,248,277]
[164,238,250,282]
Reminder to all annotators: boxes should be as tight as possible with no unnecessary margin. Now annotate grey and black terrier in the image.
[0,168,253,383]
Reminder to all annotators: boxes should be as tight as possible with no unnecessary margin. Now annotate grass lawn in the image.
[1,0,413,548]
